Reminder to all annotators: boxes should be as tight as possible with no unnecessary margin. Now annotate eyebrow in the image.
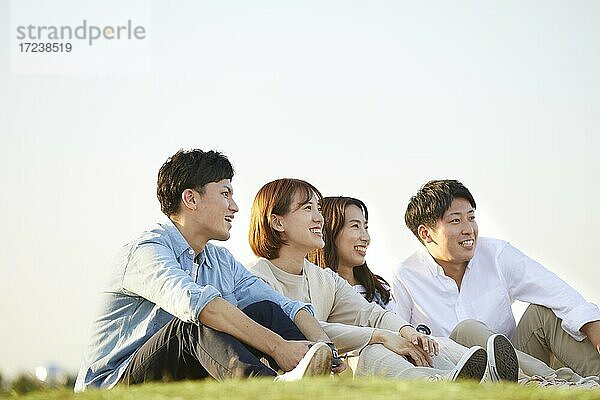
[296,198,314,206]
[447,209,474,217]
[222,184,233,194]
[347,218,365,223]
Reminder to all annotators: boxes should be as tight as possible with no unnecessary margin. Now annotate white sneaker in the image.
[274,342,333,382]
[446,346,487,381]
[485,334,518,382]
[520,374,600,389]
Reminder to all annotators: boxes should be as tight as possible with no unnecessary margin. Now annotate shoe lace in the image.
[520,374,574,387]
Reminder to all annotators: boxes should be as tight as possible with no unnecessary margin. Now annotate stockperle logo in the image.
[16,20,147,46]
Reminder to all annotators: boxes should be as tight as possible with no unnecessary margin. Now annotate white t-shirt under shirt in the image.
[392,237,600,340]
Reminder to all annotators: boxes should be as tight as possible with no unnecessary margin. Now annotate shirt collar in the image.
[419,247,472,277]
[198,249,213,269]
[420,248,445,276]
[160,219,188,257]
[161,219,214,268]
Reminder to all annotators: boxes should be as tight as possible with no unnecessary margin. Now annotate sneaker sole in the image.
[303,343,333,377]
[487,334,518,382]
[454,347,487,381]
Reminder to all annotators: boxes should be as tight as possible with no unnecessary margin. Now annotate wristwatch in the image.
[416,324,431,335]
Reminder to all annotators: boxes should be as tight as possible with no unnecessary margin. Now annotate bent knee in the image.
[519,304,559,329]
[245,300,279,310]
[450,319,489,340]
[523,304,553,318]
[449,319,498,348]
[242,300,287,321]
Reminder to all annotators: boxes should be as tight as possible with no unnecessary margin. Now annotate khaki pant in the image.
[450,305,600,379]
[352,338,468,379]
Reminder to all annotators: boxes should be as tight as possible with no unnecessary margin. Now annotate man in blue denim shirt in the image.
[75,149,338,392]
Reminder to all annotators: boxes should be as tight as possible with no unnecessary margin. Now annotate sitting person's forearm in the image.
[294,308,331,342]
[369,329,382,344]
[198,297,285,355]
[581,320,600,353]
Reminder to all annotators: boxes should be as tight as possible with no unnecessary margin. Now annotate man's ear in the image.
[418,224,434,243]
[181,189,198,211]
[270,214,285,232]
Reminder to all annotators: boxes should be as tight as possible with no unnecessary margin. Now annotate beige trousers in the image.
[353,338,468,379]
[450,305,600,379]
[513,304,600,377]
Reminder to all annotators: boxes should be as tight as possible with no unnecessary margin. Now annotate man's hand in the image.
[271,339,312,372]
[271,339,346,374]
[399,325,439,357]
[332,360,347,374]
[581,320,600,354]
[371,329,433,367]
[327,343,347,374]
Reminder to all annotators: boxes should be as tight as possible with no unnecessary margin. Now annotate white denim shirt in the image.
[392,237,600,340]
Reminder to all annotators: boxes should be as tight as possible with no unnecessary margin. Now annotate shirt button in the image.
[188,249,194,255]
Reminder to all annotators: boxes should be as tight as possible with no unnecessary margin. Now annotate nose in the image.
[313,209,324,224]
[462,220,475,235]
[360,227,370,244]
[229,197,239,213]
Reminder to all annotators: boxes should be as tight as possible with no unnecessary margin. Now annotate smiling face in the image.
[420,197,478,270]
[275,191,325,253]
[334,204,371,270]
[193,179,239,241]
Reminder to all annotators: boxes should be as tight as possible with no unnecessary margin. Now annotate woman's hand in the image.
[371,329,433,367]
[399,326,439,357]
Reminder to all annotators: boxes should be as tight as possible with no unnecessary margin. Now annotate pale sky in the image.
[1,0,599,378]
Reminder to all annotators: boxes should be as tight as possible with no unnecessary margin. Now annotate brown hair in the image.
[157,149,234,216]
[405,180,476,243]
[249,178,323,260]
[310,196,391,304]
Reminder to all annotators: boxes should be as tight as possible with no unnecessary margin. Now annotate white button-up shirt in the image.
[392,237,600,341]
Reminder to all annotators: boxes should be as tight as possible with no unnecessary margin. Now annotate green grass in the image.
[2,376,599,400]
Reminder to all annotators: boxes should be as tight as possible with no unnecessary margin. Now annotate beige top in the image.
[248,258,411,354]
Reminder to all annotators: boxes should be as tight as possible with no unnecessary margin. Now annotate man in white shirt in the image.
[392,179,600,377]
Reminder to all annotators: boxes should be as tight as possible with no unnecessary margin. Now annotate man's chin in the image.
[462,250,475,262]
[460,243,477,258]
[213,232,231,242]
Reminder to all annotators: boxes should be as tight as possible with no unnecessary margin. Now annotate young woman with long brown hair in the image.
[310,196,395,310]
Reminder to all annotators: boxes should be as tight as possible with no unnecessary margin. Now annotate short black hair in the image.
[405,180,476,243]
[157,149,234,216]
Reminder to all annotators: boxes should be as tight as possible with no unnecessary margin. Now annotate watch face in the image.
[416,324,431,335]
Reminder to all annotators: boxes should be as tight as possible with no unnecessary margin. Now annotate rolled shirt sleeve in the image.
[123,243,221,323]
[500,242,600,340]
